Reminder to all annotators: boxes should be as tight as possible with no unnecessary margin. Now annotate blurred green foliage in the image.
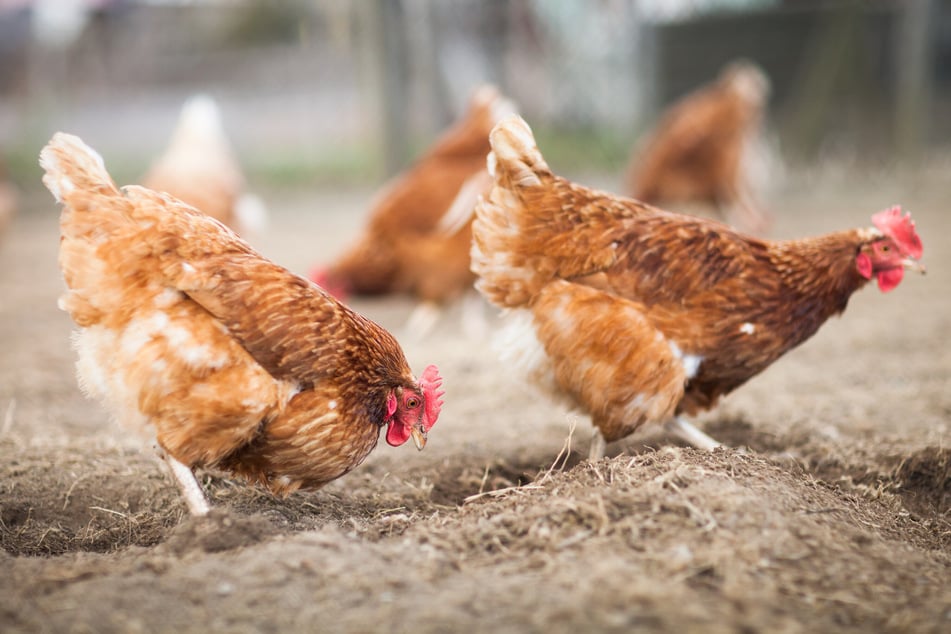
[224,1,309,47]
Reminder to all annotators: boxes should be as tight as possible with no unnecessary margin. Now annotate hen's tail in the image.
[471,115,557,308]
[40,132,121,205]
[485,115,550,191]
[41,133,135,325]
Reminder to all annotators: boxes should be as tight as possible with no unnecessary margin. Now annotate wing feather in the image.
[122,186,390,386]
[519,177,769,304]
[531,280,686,442]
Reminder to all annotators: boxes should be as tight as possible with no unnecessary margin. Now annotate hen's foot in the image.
[156,447,211,516]
[588,430,607,461]
[664,417,721,451]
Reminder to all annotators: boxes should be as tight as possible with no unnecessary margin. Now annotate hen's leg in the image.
[664,417,721,451]
[157,449,211,516]
[588,429,607,461]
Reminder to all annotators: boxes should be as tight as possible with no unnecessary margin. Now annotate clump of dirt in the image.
[800,444,951,547]
[0,441,182,556]
[703,417,951,549]
[159,510,276,556]
[890,446,950,519]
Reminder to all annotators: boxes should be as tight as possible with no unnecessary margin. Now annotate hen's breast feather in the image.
[69,289,294,461]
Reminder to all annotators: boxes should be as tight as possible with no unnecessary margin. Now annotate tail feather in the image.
[41,133,136,325]
[40,132,120,205]
[470,84,519,130]
[485,115,549,188]
[472,116,556,308]
[177,94,225,143]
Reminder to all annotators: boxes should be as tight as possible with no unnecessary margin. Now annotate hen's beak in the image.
[903,257,926,274]
[410,425,427,451]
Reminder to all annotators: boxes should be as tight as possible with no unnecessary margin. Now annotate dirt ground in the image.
[0,170,948,633]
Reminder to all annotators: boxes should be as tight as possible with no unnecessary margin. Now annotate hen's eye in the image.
[880,244,890,252]
[406,397,420,409]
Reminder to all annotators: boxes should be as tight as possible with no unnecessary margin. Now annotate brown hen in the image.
[41,133,443,515]
[625,60,772,235]
[310,85,515,330]
[473,115,924,458]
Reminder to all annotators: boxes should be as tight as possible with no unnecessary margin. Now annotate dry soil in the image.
[0,173,948,633]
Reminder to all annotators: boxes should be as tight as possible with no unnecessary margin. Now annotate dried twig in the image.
[477,464,491,495]
[62,474,92,511]
[89,506,132,520]
[463,483,544,504]
[465,417,580,505]
[539,416,578,484]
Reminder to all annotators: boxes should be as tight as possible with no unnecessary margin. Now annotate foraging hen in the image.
[42,132,443,515]
[473,115,924,458]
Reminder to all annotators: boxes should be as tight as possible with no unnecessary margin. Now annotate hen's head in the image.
[856,206,925,292]
[384,365,444,450]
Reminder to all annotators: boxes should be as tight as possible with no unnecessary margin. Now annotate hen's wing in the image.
[526,280,686,442]
[552,190,770,304]
[124,185,400,388]
[473,116,769,310]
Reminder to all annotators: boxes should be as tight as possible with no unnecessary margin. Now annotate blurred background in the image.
[0,0,948,193]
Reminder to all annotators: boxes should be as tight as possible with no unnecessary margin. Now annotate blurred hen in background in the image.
[624,60,773,235]
[143,94,268,238]
[310,84,517,334]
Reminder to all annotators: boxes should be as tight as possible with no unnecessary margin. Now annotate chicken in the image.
[624,60,772,235]
[41,132,443,516]
[142,94,267,237]
[472,115,924,459]
[310,85,515,332]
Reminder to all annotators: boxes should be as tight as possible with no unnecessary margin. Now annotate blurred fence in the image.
[0,0,948,185]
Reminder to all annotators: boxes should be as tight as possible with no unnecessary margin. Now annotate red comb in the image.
[419,365,444,431]
[871,206,923,259]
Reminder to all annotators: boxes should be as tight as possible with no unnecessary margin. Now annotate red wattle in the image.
[876,268,904,292]
[385,421,410,447]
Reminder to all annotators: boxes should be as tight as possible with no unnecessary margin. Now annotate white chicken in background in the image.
[143,94,267,238]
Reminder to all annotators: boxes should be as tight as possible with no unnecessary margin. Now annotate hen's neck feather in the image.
[770,230,867,294]
[763,230,871,335]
